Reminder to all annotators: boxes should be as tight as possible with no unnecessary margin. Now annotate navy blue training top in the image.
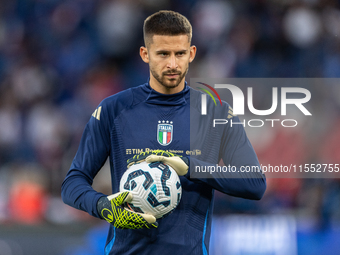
[61,82,266,255]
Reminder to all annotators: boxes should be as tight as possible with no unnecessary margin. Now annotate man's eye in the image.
[177,52,185,56]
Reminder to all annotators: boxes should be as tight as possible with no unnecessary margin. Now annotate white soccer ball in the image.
[119,161,182,219]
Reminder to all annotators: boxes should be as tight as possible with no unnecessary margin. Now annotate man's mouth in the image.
[164,73,180,78]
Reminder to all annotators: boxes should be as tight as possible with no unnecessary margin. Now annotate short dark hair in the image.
[143,10,192,47]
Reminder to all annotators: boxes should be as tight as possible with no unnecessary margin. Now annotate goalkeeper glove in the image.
[127,150,189,176]
[97,191,158,229]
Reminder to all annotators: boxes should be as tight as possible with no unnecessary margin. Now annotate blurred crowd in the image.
[0,0,340,230]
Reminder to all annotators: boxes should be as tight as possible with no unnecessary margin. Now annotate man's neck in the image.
[149,76,185,95]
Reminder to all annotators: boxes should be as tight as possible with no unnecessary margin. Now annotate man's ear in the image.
[140,46,149,63]
[189,45,197,63]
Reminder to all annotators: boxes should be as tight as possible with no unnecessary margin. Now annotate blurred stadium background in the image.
[0,0,340,254]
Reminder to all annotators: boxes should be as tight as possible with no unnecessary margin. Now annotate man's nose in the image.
[167,54,178,69]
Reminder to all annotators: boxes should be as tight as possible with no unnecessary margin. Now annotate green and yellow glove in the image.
[127,149,189,176]
[97,191,158,229]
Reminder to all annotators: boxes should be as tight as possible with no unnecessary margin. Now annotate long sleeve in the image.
[187,91,266,200]
[61,101,111,218]
[188,115,266,200]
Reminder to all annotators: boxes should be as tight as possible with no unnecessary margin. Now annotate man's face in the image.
[140,35,196,94]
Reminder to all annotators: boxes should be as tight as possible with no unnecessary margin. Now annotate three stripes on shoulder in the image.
[228,106,235,119]
[92,106,102,120]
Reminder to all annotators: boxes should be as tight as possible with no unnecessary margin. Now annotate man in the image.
[62,10,266,255]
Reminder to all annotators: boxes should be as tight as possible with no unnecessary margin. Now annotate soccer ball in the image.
[119,161,182,219]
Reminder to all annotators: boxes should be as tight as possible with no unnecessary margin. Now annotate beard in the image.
[150,66,188,90]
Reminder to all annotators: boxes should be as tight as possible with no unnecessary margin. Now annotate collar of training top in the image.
[143,80,190,106]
